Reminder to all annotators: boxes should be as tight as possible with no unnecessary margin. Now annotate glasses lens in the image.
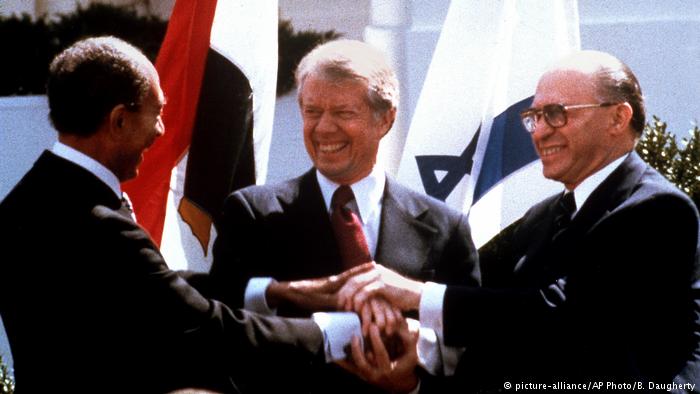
[543,104,566,128]
[522,114,536,133]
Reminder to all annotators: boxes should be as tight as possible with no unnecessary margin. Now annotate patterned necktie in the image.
[330,185,371,269]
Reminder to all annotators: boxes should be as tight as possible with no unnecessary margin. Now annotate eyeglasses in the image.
[520,102,617,133]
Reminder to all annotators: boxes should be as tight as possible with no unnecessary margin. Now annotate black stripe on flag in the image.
[179,47,255,253]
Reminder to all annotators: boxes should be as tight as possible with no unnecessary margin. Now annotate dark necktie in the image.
[552,191,576,240]
[330,185,371,269]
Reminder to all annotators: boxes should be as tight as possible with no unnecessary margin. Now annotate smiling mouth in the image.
[540,146,563,157]
[318,142,348,154]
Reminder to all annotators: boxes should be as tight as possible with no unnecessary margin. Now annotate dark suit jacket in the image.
[0,151,324,393]
[209,168,480,393]
[443,152,700,392]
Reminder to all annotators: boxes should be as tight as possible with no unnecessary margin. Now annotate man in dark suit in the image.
[0,36,373,394]
[208,39,479,393]
[337,50,700,392]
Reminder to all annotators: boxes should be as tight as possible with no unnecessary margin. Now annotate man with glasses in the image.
[335,50,700,392]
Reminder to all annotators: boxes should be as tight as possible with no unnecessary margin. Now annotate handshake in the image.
[265,262,425,393]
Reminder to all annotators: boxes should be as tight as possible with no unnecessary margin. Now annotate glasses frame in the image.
[520,102,617,133]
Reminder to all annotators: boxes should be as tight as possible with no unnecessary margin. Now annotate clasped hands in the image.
[266,262,424,393]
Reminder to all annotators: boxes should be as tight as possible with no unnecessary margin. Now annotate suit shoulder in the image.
[385,179,468,227]
[628,166,697,211]
[224,175,304,214]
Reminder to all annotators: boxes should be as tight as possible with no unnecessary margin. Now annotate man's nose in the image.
[315,113,337,133]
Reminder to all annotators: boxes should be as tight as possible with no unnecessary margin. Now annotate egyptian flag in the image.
[396,0,579,247]
[123,0,278,271]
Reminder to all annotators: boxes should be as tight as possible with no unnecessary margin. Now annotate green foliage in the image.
[276,18,341,96]
[0,354,13,394]
[0,4,339,97]
[0,4,166,96]
[636,116,700,207]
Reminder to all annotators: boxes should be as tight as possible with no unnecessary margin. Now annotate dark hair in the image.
[594,60,646,135]
[47,36,151,136]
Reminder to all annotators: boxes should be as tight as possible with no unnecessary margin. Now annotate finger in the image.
[361,302,372,337]
[370,298,386,333]
[337,271,377,310]
[351,281,381,312]
[325,262,377,293]
[369,324,391,370]
[383,300,399,336]
[337,261,376,282]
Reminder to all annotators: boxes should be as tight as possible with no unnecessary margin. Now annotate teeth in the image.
[541,146,562,156]
[319,143,346,153]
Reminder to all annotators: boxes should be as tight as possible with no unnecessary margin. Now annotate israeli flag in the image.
[397,0,581,247]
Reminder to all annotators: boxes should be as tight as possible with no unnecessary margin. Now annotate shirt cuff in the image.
[312,312,362,362]
[244,277,277,315]
[419,281,446,335]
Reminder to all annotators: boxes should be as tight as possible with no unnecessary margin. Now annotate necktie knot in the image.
[554,191,576,230]
[332,185,355,210]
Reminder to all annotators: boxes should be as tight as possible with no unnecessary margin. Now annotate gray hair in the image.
[295,39,399,115]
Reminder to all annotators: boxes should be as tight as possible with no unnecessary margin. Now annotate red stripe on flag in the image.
[122,0,218,245]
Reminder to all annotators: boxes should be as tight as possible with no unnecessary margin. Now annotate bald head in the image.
[543,50,645,135]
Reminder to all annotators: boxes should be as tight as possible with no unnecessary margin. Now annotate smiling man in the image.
[209,39,479,393]
[0,36,369,393]
[335,50,700,392]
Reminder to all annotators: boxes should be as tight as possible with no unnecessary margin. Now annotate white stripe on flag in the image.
[397,0,580,248]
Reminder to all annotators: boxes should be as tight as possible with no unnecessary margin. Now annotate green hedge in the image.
[636,116,700,208]
[0,3,340,97]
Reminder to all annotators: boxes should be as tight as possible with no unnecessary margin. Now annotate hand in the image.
[337,264,425,313]
[358,297,403,337]
[266,262,374,310]
[337,322,419,393]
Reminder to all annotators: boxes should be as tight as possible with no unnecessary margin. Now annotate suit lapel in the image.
[515,152,647,281]
[567,152,646,237]
[291,169,344,275]
[375,178,438,278]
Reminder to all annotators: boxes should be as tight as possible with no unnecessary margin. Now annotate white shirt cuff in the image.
[418,282,463,376]
[419,282,446,334]
[312,312,362,362]
[244,277,277,315]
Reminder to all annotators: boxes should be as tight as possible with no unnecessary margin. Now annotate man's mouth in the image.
[319,142,348,154]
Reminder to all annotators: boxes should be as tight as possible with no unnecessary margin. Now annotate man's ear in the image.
[610,102,633,136]
[380,107,397,138]
[108,104,127,138]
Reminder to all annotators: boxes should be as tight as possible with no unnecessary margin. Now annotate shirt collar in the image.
[316,166,386,222]
[51,141,122,199]
[569,153,628,211]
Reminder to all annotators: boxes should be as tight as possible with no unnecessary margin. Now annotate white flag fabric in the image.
[397,0,580,247]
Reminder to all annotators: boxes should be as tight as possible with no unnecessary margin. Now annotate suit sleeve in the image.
[432,212,481,288]
[209,191,262,309]
[91,205,324,389]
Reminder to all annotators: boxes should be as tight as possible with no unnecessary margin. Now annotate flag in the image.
[397,0,580,247]
[123,0,278,271]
